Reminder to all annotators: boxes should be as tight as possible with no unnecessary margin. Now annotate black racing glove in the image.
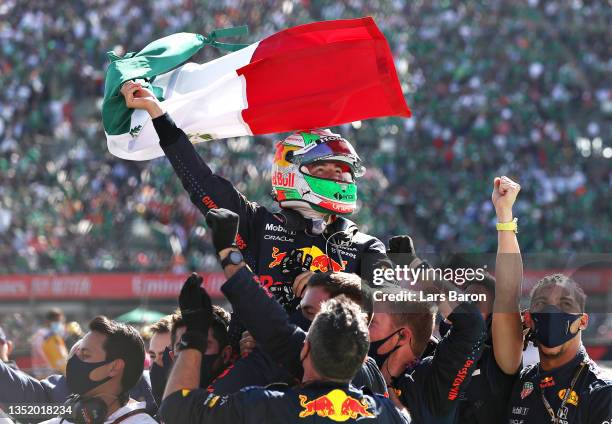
[280,249,314,282]
[388,235,431,270]
[177,273,212,353]
[388,235,416,256]
[205,208,239,253]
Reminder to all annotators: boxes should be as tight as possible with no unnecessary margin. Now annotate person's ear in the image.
[523,311,534,329]
[109,359,125,378]
[7,341,13,356]
[397,327,412,347]
[300,340,311,362]
[574,313,588,332]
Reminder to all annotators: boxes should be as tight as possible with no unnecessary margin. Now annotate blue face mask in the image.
[530,305,582,349]
[50,321,65,337]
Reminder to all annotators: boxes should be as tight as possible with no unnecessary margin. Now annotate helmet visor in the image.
[301,161,355,183]
[289,138,365,177]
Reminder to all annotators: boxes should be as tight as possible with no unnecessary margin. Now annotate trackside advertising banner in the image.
[0,273,226,300]
[0,269,609,300]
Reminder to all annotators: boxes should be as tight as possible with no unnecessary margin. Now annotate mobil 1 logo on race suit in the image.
[258,219,360,309]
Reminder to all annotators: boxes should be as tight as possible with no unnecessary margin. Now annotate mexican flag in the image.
[103,17,411,161]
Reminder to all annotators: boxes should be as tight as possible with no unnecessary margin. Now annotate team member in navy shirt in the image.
[486,176,612,422]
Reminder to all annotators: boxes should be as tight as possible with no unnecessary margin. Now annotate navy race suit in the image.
[506,346,612,424]
[154,113,391,343]
[457,344,518,423]
[158,266,408,423]
[160,381,410,424]
[391,302,488,423]
[210,266,387,397]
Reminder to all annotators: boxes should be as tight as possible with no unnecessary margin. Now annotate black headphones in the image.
[61,393,136,424]
[61,395,108,424]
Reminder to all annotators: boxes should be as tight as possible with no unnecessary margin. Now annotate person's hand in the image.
[120,81,163,118]
[387,235,428,270]
[205,208,239,253]
[178,273,212,334]
[491,176,521,222]
[292,271,315,298]
[239,331,256,357]
[387,235,415,256]
[281,249,313,285]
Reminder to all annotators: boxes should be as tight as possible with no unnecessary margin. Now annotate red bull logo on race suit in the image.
[298,389,374,421]
[268,246,347,272]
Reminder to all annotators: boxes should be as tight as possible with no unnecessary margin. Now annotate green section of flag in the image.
[102,27,249,136]
[102,33,207,136]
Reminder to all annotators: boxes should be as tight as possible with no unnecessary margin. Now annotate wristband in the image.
[496,217,518,233]
[176,331,207,354]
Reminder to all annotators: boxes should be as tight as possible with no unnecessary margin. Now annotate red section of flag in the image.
[237,17,410,134]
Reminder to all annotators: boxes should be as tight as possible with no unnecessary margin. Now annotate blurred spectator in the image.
[0,0,609,275]
[30,308,68,379]
[64,321,84,351]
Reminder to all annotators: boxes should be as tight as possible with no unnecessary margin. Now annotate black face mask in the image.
[150,347,173,406]
[439,320,452,338]
[149,362,166,407]
[289,308,312,332]
[199,354,222,388]
[150,346,176,406]
[66,355,114,396]
[531,305,582,348]
[368,328,404,368]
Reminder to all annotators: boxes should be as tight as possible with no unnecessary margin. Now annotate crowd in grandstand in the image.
[0,0,609,274]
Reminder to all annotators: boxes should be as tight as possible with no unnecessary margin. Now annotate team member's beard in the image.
[200,354,226,388]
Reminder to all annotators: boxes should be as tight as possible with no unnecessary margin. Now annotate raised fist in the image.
[120,81,159,110]
[491,176,521,222]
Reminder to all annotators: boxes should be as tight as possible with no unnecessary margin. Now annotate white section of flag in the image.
[106,43,258,161]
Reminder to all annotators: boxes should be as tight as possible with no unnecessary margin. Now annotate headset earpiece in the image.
[63,395,108,424]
